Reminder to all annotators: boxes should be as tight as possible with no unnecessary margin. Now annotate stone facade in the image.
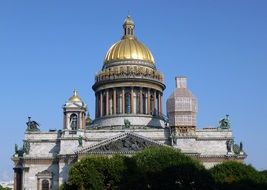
[12,16,246,190]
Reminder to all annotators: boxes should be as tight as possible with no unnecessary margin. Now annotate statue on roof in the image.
[15,144,18,154]
[219,114,230,129]
[226,139,233,152]
[124,119,131,129]
[240,142,243,152]
[78,135,83,147]
[26,117,40,132]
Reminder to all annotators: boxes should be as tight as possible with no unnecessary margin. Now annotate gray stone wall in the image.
[18,126,239,189]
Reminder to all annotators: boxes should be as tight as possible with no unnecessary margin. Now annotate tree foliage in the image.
[64,147,267,190]
[67,147,214,190]
[68,155,126,190]
[210,161,267,190]
[129,146,214,190]
[0,185,11,190]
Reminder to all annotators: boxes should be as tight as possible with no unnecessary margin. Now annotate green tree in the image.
[210,161,266,190]
[0,185,11,190]
[124,146,214,190]
[68,155,126,190]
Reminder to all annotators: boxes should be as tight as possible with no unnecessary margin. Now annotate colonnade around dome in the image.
[95,87,163,118]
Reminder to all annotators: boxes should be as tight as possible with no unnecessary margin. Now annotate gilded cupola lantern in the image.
[123,15,135,38]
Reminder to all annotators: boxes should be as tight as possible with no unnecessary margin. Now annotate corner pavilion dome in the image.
[104,16,154,65]
[68,89,83,102]
[64,89,86,108]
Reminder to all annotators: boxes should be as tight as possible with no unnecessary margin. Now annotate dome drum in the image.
[93,86,166,128]
[92,115,166,129]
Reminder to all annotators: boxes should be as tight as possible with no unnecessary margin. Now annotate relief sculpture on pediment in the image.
[92,136,153,152]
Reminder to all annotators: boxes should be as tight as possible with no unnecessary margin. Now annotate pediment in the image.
[77,132,167,155]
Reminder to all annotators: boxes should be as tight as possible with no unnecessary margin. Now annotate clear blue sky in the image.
[0,0,266,180]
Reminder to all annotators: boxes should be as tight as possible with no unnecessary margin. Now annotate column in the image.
[144,89,147,114]
[82,113,85,129]
[64,113,67,129]
[159,93,162,114]
[100,91,103,117]
[140,88,143,114]
[106,90,109,115]
[131,87,134,114]
[154,90,157,115]
[79,113,82,129]
[14,168,22,190]
[37,178,40,190]
[122,88,125,114]
[95,93,98,118]
[113,88,116,115]
[147,89,150,115]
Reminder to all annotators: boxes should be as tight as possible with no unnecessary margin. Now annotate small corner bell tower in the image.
[63,89,87,130]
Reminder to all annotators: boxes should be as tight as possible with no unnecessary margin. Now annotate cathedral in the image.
[12,16,246,190]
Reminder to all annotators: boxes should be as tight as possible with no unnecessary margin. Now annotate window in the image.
[116,90,122,114]
[142,93,146,114]
[70,114,78,130]
[42,180,49,190]
[125,92,131,114]
[150,94,154,115]
[136,92,140,114]
[103,93,106,115]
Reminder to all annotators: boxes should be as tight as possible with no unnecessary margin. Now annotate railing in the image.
[95,66,164,83]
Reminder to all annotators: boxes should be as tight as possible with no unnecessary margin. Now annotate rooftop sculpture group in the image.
[26,117,40,132]
[219,114,231,129]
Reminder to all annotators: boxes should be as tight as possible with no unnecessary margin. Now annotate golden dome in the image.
[104,16,154,64]
[68,89,82,102]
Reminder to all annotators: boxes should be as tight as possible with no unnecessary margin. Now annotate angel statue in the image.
[26,117,40,131]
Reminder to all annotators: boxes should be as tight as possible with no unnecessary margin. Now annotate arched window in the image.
[125,92,131,114]
[42,179,49,190]
[127,28,131,35]
[70,114,78,130]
